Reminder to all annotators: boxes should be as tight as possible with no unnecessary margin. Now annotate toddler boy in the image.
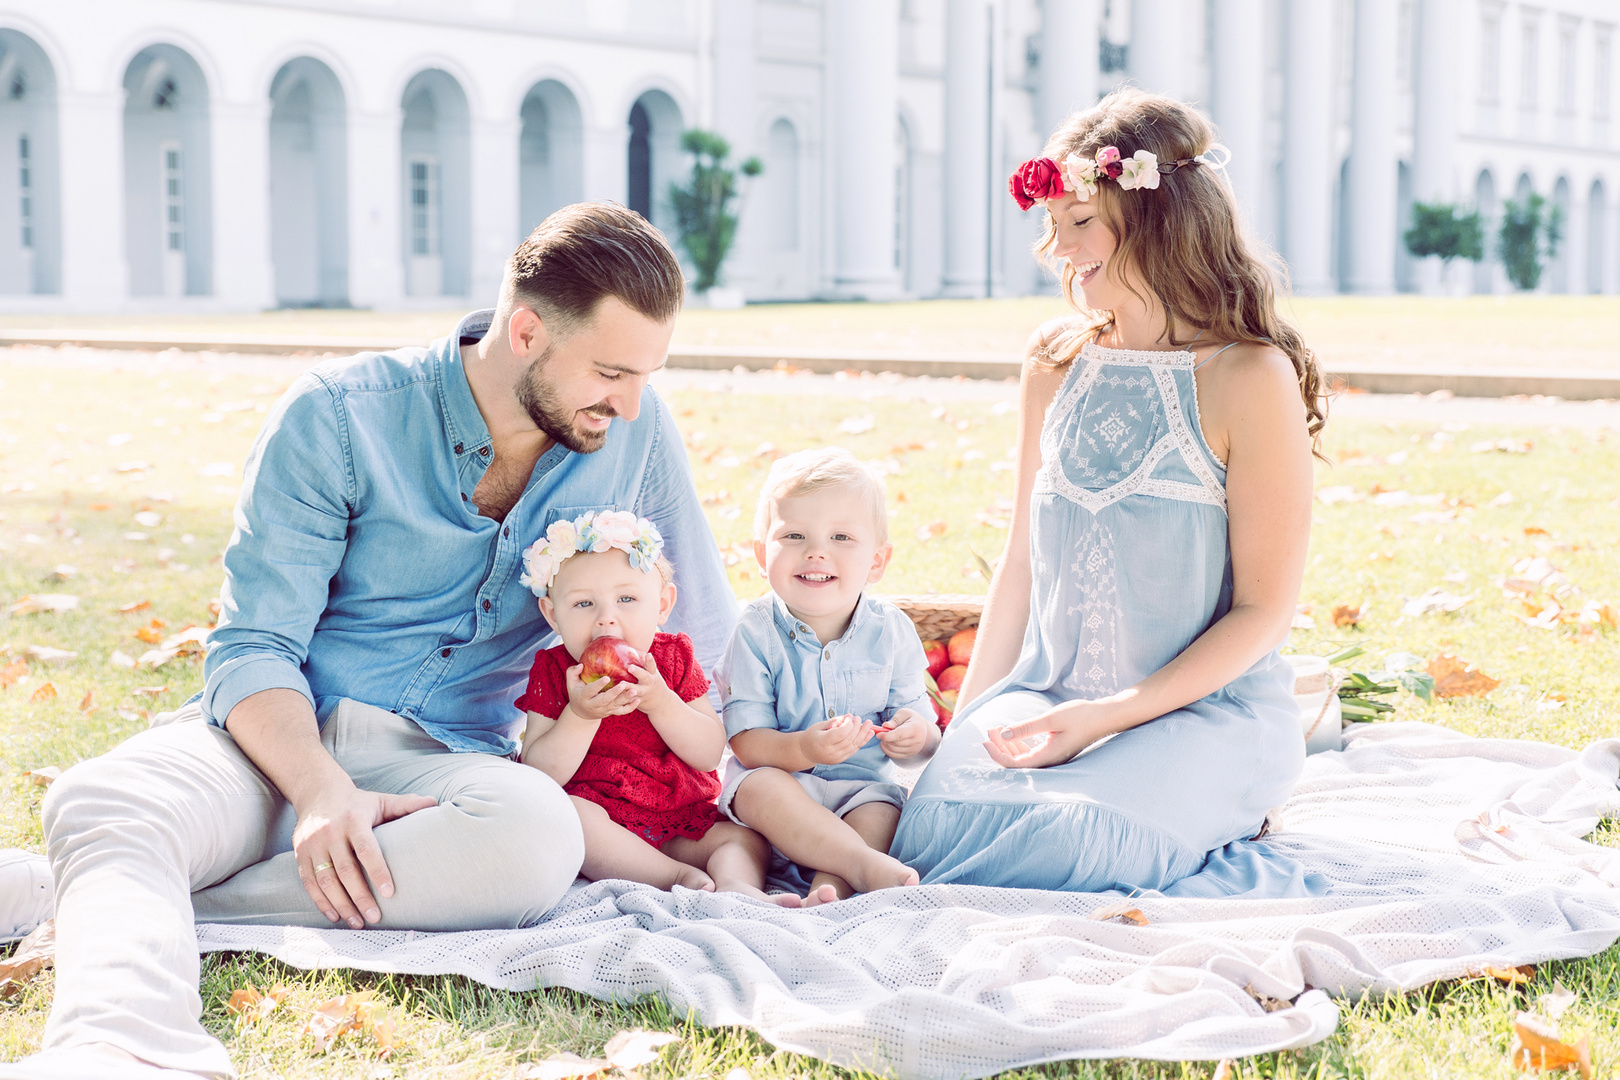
[715,448,939,898]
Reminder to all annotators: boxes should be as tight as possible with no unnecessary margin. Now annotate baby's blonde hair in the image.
[753,447,889,545]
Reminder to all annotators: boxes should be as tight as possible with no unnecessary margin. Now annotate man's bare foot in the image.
[672,865,716,891]
[799,884,840,907]
[846,850,920,894]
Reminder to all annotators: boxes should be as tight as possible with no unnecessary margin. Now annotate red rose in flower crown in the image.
[1008,157,1067,210]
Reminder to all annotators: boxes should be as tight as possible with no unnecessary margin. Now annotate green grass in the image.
[4,294,1619,370]
[1,349,1617,1077]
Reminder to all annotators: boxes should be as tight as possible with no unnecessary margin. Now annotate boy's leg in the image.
[662,822,802,906]
[573,797,713,891]
[730,768,917,895]
[807,804,902,900]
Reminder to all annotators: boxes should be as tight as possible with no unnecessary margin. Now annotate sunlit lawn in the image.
[0,346,1616,1077]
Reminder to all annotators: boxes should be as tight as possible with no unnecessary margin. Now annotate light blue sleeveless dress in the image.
[892,341,1309,895]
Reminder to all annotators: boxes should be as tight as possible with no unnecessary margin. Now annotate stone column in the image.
[713,0,759,293]
[1284,0,1334,294]
[56,88,128,308]
[1412,0,1458,293]
[469,115,521,305]
[1130,0,1193,101]
[1211,0,1267,236]
[1039,0,1101,137]
[943,0,991,297]
[345,104,403,310]
[1346,0,1399,295]
[209,98,275,309]
[829,0,901,299]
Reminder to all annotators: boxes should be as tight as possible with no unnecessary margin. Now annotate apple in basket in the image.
[936,665,968,693]
[922,639,949,680]
[931,689,958,727]
[947,627,977,667]
[579,636,640,687]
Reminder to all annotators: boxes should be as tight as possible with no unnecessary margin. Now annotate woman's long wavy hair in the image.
[1035,88,1327,453]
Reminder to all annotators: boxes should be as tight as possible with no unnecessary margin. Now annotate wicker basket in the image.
[886,594,984,645]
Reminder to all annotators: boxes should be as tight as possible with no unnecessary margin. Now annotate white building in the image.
[0,0,1615,312]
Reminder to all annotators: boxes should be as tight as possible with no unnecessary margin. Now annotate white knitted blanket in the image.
[197,722,1620,1078]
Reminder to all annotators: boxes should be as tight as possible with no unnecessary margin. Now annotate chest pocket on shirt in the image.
[539,506,600,539]
[839,663,894,721]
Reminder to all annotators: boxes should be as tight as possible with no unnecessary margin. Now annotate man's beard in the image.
[515,349,616,454]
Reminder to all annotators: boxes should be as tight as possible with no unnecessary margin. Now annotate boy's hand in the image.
[876,708,936,759]
[565,664,641,721]
[801,714,876,765]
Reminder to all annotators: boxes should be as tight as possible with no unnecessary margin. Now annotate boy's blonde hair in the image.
[753,448,889,545]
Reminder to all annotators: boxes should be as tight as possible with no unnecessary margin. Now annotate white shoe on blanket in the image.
[0,850,53,944]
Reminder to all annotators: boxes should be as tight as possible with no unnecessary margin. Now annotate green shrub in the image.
[1403,201,1485,265]
[1497,193,1563,291]
[667,129,763,293]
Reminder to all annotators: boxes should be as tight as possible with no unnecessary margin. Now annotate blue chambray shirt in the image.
[202,310,736,756]
[714,592,933,784]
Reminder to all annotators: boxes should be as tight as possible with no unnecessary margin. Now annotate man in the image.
[3,203,735,1079]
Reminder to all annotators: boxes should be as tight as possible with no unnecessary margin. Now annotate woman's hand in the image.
[983,700,1114,768]
[565,664,640,721]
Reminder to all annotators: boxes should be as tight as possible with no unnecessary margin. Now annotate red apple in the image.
[932,689,958,728]
[922,639,949,680]
[947,627,977,666]
[579,636,639,687]
[937,664,968,692]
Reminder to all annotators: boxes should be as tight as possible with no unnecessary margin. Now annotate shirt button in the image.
[480,446,490,456]
[824,649,830,659]
[788,631,796,641]
[827,708,835,718]
[503,526,510,538]
[454,442,464,454]
[440,648,452,658]
[481,599,491,612]
[461,492,468,502]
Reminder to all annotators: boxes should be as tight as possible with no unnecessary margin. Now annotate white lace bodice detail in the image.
[1035,343,1227,514]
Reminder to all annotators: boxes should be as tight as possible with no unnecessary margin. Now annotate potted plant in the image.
[667,129,762,308]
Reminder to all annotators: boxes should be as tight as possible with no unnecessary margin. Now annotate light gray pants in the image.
[34,699,584,1077]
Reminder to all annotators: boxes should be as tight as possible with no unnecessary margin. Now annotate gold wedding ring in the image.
[312,861,334,874]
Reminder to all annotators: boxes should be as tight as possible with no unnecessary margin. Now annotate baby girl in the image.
[515,509,800,906]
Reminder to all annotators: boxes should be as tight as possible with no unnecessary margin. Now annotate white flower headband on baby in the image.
[1008,144,1230,209]
[520,510,664,599]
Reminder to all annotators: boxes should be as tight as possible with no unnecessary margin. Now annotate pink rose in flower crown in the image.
[591,510,642,551]
[1095,146,1124,179]
[1008,157,1067,211]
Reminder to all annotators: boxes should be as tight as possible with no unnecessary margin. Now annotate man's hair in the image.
[499,203,685,341]
[753,447,889,545]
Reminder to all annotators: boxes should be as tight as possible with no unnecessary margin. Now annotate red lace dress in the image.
[515,632,722,847]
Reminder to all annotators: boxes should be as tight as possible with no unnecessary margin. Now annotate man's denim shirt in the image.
[714,592,933,784]
[203,310,736,756]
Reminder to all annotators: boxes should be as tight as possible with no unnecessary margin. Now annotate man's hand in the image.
[875,708,937,760]
[564,664,641,721]
[801,714,875,766]
[292,780,438,928]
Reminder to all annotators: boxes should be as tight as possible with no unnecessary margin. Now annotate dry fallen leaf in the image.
[916,520,948,543]
[29,682,57,702]
[515,1052,608,1080]
[25,646,77,665]
[134,619,168,644]
[1401,588,1472,617]
[133,686,170,697]
[77,690,94,713]
[1243,984,1291,1012]
[1481,963,1535,985]
[1088,901,1149,926]
[117,600,152,613]
[227,983,290,1024]
[9,594,80,616]
[1332,603,1366,628]
[0,658,27,688]
[1427,653,1500,698]
[603,1030,680,1071]
[108,650,136,670]
[0,920,55,999]
[1540,981,1577,1020]
[1509,1011,1592,1077]
[1211,1061,1235,1080]
[23,766,61,787]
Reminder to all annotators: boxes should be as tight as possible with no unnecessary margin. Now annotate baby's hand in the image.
[565,664,641,721]
[626,653,677,714]
[876,708,936,760]
[802,713,876,765]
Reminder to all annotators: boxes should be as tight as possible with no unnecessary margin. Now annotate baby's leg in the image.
[731,769,917,897]
[572,797,713,892]
[662,822,799,908]
[808,801,905,900]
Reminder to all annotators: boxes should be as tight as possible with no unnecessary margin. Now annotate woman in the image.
[891,88,1326,895]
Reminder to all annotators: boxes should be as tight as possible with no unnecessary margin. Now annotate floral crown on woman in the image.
[520,509,665,599]
[1008,145,1223,210]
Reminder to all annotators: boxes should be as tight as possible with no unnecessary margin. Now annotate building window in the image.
[1598,27,1614,121]
[1520,10,1541,110]
[1558,18,1579,115]
[153,77,178,111]
[408,157,440,257]
[6,72,23,101]
[162,144,184,252]
[18,135,32,249]
[1480,7,1502,103]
